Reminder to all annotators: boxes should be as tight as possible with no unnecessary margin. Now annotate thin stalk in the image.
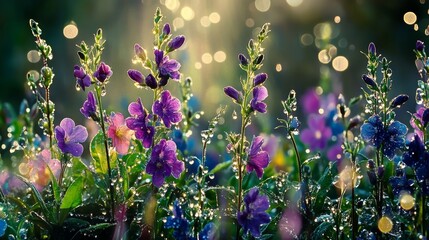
[45,88,53,152]
[337,188,346,240]
[289,132,302,182]
[351,158,357,240]
[195,140,208,237]
[422,195,426,237]
[95,86,115,220]
[236,115,248,239]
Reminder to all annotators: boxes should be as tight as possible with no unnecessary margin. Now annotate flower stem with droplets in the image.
[95,86,115,220]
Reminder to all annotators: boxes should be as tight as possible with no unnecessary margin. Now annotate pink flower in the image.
[108,112,134,155]
[28,149,61,191]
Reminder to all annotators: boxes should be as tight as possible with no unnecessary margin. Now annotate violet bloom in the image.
[126,98,155,148]
[301,89,320,114]
[253,73,267,86]
[162,23,171,36]
[164,200,192,239]
[361,115,407,159]
[416,40,425,52]
[224,86,243,104]
[80,91,97,120]
[300,115,332,150]
[55,118,88,157]
[402,135,429,189]
[146,139,184,187]
[107,112,134,155]
[74,65,91,91]
[167,35,185,52]
[155,49,181,83]
[246,136,270,178]
[127,69,144,85]
[93,62,112,83]
[410,107,427,139]
[250,86,268,113]
[327,143,343,161]
[153,90,182,128]
[237,188,271,238]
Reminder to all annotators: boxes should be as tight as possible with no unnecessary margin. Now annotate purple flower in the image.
[389,94,409,109]
[155,49,181,83]
[146,139,184,187]
[300,115,332,150]
[93,62,112,83]
[237,188,271,238]
[402,135,429,183]
[80,91,97,120]
[238,54,249,66]
[410,107,428,139]
[250,86,268,113]
[162,23,171,36]
[74,65,91,91]
[55,118,88,157]
[327,143,343,161]
[253,73,267,86]
[224,86,243,104]
[167,35,185,52]
[246,136,270,178]
[127,69,144,85]
[416,40,425,52]
[301,89,320,114]
[361,115,407,158]
[126,98,155,148]
[145,74,157,89]
[362,74,378,90]
[153,90,182,128]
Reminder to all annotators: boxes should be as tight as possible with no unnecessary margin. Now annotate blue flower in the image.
[199,222,216,240]
[165,200,192,240]
[0,219,6,237]
[389,168,414,197]
[237,188,271,238]
[361,115,407,158]
[403,135,429,195]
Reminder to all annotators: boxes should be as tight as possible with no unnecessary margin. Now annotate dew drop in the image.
[232,110,238,120]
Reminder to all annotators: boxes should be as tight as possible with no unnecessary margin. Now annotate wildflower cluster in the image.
[1,6,429,240]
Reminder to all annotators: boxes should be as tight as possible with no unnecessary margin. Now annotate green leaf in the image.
[208,161,232,175]
[59,177,84,224]
[47,164,60,204]
[313,221,334,240]
[16,175,51,221]
[90,131,108,174]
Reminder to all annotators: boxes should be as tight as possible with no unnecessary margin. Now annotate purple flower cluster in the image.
[299,89,344,161]
[93,62,113,83]
[153,90,182,128]
[402,135,429,195]
[74,65,91,91]
[246,136,270,178]
[155,49,181,86]
[126,98,155,148]
[80,91,97,120]
[146,139,184,187]
[237,188,271,237]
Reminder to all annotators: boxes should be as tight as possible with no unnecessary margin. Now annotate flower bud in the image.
[41,66,54,88]
[289,117,300,131]
[224,86,243,104]
[362,74,378,90]
[93,62,112,83]
[367,159,375,169]
[134,44,147,62]
[162,23,171,35]
[238,54,249,66]
[145,74,158,89]
[127,69,144,85]
[377,165,385,178]
[416,40,425,52]
[368,42,376,55]
[347,115,361,130]
[367,170,377,185]
[167,35,185,51]
[254,54,264,65]
[253,73,268,86]
[389,94,409,109]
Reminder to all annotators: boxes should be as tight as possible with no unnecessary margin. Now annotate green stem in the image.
[95,86,115,220]
[45,88,53,152]
[195,141,208,237]
[422,194,426,237]
[337,188,346,240]
[236,115,248,239]
[351,158,357,240]
[289,132,302,182]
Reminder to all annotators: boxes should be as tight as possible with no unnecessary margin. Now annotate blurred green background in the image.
[1,0,428,126]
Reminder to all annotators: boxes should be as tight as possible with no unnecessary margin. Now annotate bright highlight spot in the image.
[255,0,271,12]
[165,0,180,11]
[334,16,341,24]
[209,12,221,23]
[414,23,419,31]
[27,70,40,81]
[181,7,195,21]
[300,33,313,46]
[246,18,255,28]
[213,51,226,63]
[63,22,78,39]
[332,56,349,72]
[202,53,213,64]
[404,11,417,25]
[318,49,331,64]
[27,50,40,63]
[286,0,303,7]
[200,16,210,27]
[314,23,332,40]
[400,193,415,210]
[275,63,282,72]
[378,216,393,234]
[173,17,185,29]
